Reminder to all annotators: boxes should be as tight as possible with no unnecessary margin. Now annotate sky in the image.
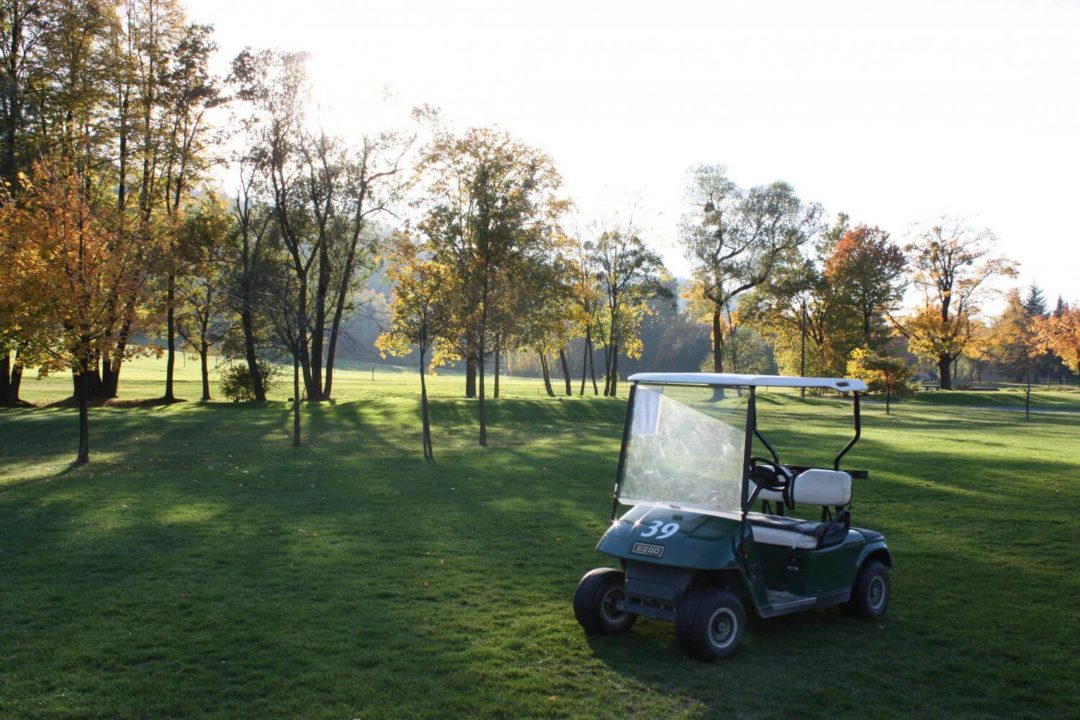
[185,0,1080,306]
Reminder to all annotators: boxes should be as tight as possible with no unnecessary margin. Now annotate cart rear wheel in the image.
[573,568,637,635]
[840,560,891,618]
[676,589,746,660]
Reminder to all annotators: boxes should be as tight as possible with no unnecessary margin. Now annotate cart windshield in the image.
[618,384,749,516]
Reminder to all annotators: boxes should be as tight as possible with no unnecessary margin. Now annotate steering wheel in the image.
[749,456,795,509]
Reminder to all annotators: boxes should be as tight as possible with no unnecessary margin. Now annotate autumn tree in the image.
[568,235,602,395]
[989,289,1041,418]
[680,165,821,373]
[415,126,567,444]
[1035,303,1080,375]
[846,347,913,415]
[824,224,906,348]
[895,220,1016,389]
[590,225,668,396]
[175,196,232,401]
[377,237,452,459]
[742,243,860,380]
[0,160,149,462]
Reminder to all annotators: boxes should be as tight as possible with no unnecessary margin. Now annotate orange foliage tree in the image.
[0,161,150,463]
[1035,305,1080,374]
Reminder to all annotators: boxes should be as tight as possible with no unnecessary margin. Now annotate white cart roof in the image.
[628,372,867,392]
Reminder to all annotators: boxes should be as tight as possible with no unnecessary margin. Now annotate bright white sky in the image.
[186,0,1080,306]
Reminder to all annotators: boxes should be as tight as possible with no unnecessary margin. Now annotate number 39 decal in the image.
[639,520,680,539]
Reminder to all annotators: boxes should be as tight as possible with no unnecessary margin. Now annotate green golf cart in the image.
[573,373,892,660]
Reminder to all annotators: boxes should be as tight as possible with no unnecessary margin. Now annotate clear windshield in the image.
[618,384,749,515]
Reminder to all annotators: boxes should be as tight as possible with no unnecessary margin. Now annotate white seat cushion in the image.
[792,469,852,507]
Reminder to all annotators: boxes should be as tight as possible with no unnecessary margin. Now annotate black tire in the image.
[675,589,746,660]
[840,560,891,618]
[573,568,637,635]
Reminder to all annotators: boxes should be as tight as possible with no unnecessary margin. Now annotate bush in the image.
[219,361,279,402]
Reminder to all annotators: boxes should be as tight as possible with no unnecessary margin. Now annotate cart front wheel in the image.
[573,568,637,635]
[840,560,891,618]
[676,589,746,660]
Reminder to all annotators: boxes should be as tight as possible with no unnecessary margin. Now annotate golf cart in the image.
[573,373,892,660]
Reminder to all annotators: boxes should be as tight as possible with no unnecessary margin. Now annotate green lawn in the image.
[2,360,1078,719]
[902,384,1080,411]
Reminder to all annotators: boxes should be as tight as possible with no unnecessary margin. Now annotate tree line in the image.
[1,0,1077,464]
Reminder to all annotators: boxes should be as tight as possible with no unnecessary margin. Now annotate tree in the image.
[824,224,906,348]
[416,127,567,444]
[1035,304,1080,375]
[377,237,451,460]
[0,159,149,463]
[568,234,602,395]
[175,197,232,401]
[895,220,1016,389]
[680,165,821,373]
[156,17,223,402]
[741,239,861,381]
[230,48,409,403]
[989,289,1040,418]
[222,151,274,402]
[1022,282,1047,318]
[0,0,56,405]
[591,225,668,396]
[846,347,913,415]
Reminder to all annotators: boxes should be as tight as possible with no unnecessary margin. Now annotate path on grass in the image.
[862,400,1080,415]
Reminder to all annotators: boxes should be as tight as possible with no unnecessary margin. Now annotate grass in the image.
[2,359,1079,719]
[901,385,1080,411]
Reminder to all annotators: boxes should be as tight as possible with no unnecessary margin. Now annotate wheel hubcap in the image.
[601,587,626,623]
[868,577,886,610]
[708,608,737,648]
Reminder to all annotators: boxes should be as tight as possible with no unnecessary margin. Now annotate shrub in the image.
[219,361,279,402]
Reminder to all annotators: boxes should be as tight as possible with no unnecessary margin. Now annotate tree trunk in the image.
[799,302,807,399]
[200,341,211,401]
[0,352,20,407]
[420,347,433,460]
[292,351,301,446]
[608,343,619,397]
[937,355,952,390]
[539,353,555,397]
[559,347,572,396]
[76,364,90,465]
[579,330,589,396]
[1025,369,1031,421]
[8,360,22,406]
[465,353,477,398]
[478,340,488,447]
[0,352,10,405]
[164,273,176,401]
[239,306,266,402]
[588,335,598,395]
[885,380,891,415]
[712,308,723,373]
[493,335,500,399]
[603,334,616,397]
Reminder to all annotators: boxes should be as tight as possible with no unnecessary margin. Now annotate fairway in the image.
[2,361,1079,719]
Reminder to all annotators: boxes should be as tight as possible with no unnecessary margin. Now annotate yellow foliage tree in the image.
[0,160,150,463]
[376,237,453,459]
[895,220,1016,389]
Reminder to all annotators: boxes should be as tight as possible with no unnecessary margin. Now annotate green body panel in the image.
[755,530,864,596]
[598,504,890,615]
[597,505,743,570]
